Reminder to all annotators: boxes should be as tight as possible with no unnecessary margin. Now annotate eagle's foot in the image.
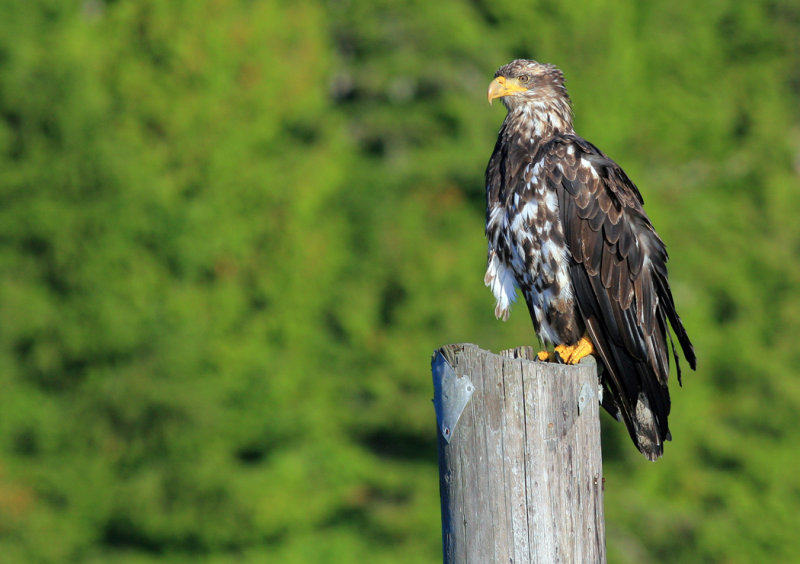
[554,336,595,365]
[536,350,556,362]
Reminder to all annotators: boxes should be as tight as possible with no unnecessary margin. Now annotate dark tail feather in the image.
[655,273,697,371]
[584,317,670,461]
[572,265,684,461]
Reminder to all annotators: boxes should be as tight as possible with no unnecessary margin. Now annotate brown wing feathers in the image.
[551,136,695,459]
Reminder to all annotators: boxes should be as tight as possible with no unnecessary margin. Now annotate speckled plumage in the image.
[484,59,696,460]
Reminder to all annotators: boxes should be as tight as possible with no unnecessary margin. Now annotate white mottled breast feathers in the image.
[485,151,575,345]
[484,249,517,321]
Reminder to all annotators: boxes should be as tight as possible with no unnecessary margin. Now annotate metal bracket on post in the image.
[432,351,475,443]
[577,382,594,415]
[577,355,597,415]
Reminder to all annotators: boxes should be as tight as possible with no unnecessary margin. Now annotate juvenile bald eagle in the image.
[484,59,696,460]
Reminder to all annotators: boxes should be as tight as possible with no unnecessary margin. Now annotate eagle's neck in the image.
[505,97,574,144]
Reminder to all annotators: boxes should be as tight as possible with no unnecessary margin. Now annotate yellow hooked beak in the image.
[487,76,528,104]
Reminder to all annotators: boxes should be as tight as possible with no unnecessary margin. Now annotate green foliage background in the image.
[1,0,799,562]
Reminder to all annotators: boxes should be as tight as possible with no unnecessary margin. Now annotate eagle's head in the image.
[488,59,573,135]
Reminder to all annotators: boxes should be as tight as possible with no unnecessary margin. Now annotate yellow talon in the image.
[554,336,596,365]
[536,350,554,362]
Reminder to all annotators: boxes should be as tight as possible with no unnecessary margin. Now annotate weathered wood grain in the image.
[433,343,606,564]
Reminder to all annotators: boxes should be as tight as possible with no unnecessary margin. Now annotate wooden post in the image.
[432,343,606,564]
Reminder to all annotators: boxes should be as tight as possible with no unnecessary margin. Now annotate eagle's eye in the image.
[518,74,530,84]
